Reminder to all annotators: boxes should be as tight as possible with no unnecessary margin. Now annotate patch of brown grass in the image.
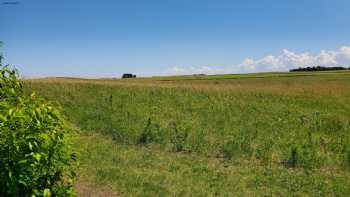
[74,180,120,197]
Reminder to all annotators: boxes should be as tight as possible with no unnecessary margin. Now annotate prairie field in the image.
[24,71,350,196]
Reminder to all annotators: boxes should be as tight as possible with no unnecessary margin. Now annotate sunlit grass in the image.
[25,71,350,196]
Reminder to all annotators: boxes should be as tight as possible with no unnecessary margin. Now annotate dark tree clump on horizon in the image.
[290,66,349,72]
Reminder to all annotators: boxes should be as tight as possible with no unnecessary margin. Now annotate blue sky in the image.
[1,0,350,77]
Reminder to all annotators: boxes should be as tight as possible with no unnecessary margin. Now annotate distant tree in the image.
[290,66,347,72]
[122,73,136,78]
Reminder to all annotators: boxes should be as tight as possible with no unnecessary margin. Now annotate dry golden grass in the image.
[26,71,350,97]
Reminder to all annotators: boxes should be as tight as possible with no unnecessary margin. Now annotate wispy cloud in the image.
[165,46,350,75]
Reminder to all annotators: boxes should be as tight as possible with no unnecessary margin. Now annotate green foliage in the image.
[0,55,75,196]
[137,118,168,145]
[137,118,162,145]
[284,136,322,170]
[221,129,255,160]
[169,122,188,152]
[221,139,251,160]
[255,138,274,164]
[284,144,316,169]
[344,144,350,168]
[287,146,298,168]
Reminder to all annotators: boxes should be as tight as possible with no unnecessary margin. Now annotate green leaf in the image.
[19,159,28,164]
[34,153,41,162]
[8,108,14,116]
[29,142,33,150]
[43,189,51,197]
[0,114,6,121]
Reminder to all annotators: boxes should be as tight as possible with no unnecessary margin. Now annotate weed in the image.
[344,144,350,168]
[138,118,153,144]
[255,139,273,164]
[221,132,253,160]
[285,146,299,168]
[169,122,188,152]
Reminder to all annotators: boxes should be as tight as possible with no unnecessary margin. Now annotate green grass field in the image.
[24,71,350,196]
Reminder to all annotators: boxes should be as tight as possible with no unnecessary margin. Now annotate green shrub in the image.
[284,143,320,170]
[285,146,298,168]
[221,131,253,160]
[137,118,167,145]
[255,139,273,164]
[0,52,75,196]
[169,122,188,152]
[344,144,350,168]
[221,139,241,160]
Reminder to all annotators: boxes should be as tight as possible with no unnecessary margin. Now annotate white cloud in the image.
[165,46,350,75]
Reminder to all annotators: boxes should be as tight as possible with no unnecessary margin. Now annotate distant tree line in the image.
[290,66,349,72]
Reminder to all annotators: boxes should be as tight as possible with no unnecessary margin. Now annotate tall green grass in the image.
[24,73,350,195]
